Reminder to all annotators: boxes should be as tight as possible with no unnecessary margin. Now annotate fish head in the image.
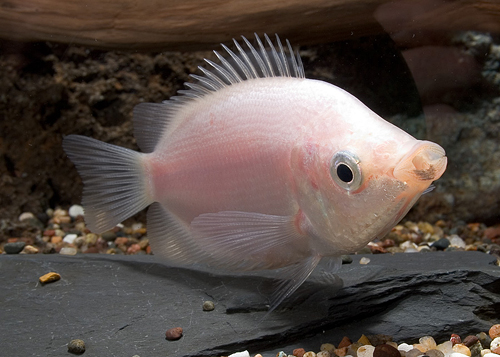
[291,127,447,255]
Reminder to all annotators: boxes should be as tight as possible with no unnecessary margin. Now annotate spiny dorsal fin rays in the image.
[183,33,305,99]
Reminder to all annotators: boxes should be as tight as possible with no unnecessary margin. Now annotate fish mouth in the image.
[393,141,447,186]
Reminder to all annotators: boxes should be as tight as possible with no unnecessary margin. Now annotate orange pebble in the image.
[51,236,62,244]
[39,272,61,284]
[489,324,500,339]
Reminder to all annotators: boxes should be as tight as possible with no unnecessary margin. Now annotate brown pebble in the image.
[165,327,183,341]
[463,335,479,347]
[338,336,352,348]
[293,348,306,357]
[67,339,85,354]
[115,237,129,246]
[39,272,61,284]
[334,347,348,357]
[489,324,500,339]
[374,344,401,357]
[451,334,462,345]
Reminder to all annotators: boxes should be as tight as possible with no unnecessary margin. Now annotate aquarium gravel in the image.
[1,205,499,261]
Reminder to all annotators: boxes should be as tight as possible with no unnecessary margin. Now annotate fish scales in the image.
[63,34,447,312]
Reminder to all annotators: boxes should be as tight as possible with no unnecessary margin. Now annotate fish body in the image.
[63,34,447,310]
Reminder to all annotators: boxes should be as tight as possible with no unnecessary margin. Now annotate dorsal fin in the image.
[132,33,305,152]
[173,33,305,103]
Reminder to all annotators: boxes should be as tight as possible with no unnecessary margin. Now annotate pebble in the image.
[202,300,215,311]
[4,241,26,254]
[398,343,413,353]
[420,336,437,350]
[303,352,316,357]
[358,335,372,345]
[478,333,492,349]
[63,234,78,244]
[338,337,352,349]
[426,349,445,357]
[228,351,250,357]
[452,334,463,345]
[68,204,84,218]
[320,343,336,354]
[449,235,467,248]
[406,348,425,357]
[39,272,61,284]
[293,348,306,357]
[490,325,500,339]
[18,212,35,221]
[491,338,500,351]
[165,327,183,341]
[60,247,78,255]
[453,344,472,356]
[317,351,331,357]
[357,345,375,357]
[359,257,371,265]
[374,344,401,357]
[464,336,480,347]
[21,244,39,254]
[67,339,85,354]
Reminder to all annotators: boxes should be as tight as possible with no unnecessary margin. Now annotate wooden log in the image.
[0,0,499,51]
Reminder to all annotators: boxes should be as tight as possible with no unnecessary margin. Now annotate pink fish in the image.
[63,34,447,310]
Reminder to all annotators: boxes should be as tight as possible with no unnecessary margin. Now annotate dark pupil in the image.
[337,164,353,183]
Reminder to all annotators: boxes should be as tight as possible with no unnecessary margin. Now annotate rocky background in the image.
[1,1,500,240]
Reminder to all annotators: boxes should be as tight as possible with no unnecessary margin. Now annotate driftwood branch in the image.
[0,0,499,51]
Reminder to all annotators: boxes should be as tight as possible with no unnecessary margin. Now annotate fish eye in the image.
[330,151,362,191]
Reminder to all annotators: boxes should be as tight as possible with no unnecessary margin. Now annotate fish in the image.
[62,33,447,311]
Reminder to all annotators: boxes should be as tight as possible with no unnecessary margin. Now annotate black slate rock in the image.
[0,252,499,357]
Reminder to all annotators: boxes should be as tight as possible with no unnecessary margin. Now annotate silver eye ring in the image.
[330,150,362,191]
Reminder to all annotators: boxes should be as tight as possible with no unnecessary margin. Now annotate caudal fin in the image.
[62,135,153,233]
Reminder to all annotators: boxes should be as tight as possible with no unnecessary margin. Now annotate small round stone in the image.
[22,245,39,254]
[489,325,500,339]
[18,212,35,221]
[4,241,26,254]
[202,300,215,311]
[69,204,84,218]
[63,234,78,244]
[60,247,78,255]
[373,344,401,357]
[359,257,371,265]
[165,327,183,341]
[477,332,493,349]
[463,336,479,347]
[293,348,306,357]
[431,238,450,250]
[357,345,375,357]
[320,343,336,354]
[491,337,500,350]
[406,348,424,357]
[420,336,437,350]
[317,351,331,357]
[303,352,316,357]
[67,339,85,354]
[426,349,445,357]
[451,334,462,345]
[452,344,471,356]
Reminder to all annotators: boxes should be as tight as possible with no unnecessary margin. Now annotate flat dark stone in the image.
[0,252,499,357]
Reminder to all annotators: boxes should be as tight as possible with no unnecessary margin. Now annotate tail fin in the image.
[62,135,153,233]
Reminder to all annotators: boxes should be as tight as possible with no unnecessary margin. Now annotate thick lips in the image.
[393,141,447,184]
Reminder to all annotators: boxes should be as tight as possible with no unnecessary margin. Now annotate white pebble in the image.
[357,345,375,357]
[400,241,419,252]
[399,343,414,352]
[436,341,453,356]
[69,204,84,218]
[303,352,316,357]
[419,336,437,350]
[359,257,371,265]
[18,212,35,222]
[491,337,500,350]
[228,351,250,357]
[63,234,78,244]
[132,222,144,230]
[483,353,500,357]
[59,247,78,255]
[448,234,466,248]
